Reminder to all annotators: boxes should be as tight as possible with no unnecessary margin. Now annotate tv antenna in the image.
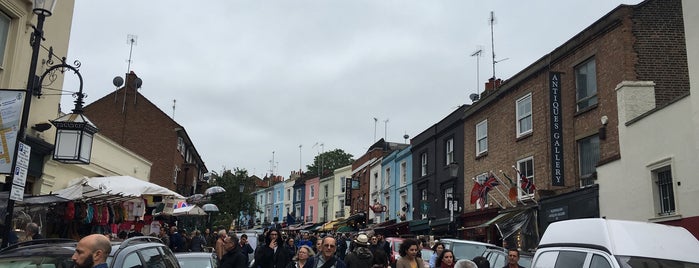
[471,47,483,100]
[126,34,138,73]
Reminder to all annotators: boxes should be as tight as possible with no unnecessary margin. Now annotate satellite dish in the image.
[469,93,480,102]
[113,76,124,87]
[134,77,143,89]
[403,134,409,140]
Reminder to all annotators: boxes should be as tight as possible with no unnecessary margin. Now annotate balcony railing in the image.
[319,216,326,222]
[306,216,313,222]
[335,210,345,218]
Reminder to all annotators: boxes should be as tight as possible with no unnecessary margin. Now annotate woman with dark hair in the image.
[436,249,456,268]
[429,242,445,268]
[285,236,298,261]
[396,238,425,268]
[471,256,490,268]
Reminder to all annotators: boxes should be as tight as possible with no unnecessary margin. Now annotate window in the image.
[287,189,291,201]
[400,162,407,186]
[421,188,428,219]
[177,137,185,156]
[443,186,453,209]
[399,194,407,213]
[341,177,346,193]
[385,167,391,188]
[309,206,314,218]
[516,93,533,136]
[421,153,428,176]
[476,120,488,155]
[575,58,598,111]
[373,172,379,191]
[517,157,535,199]
[173,166,180,183]
[0,11,10,67]
[653,166,676,216]
[267,192,272,203]
[295,204,301,218]
[590,254,612,268]
[578,135,599,187]
[445,138,454,165]
[324,185,329,198]
[296,189,302,201]
[310,185,315,199]
[475,173,488,209]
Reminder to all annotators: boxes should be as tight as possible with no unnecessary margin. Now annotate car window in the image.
[451,243,487,260]
[590,254,611,268]
[157,246,179,267]
[122,252,143,268]
[554,251,586,268]
[492,252,505,268]
[141,247,166,268]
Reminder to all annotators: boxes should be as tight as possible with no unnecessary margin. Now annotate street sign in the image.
[420,200,430,214]
[12,142,30,187]
[10,184,23,201]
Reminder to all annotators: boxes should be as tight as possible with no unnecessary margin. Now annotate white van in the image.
[531,218,699,268]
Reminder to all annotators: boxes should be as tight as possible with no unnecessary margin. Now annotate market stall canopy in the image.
[55,176,184,202]
[173,205,207,216]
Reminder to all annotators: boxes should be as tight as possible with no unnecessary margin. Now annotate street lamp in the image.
[2,0,98,248]
[238,182,244,230]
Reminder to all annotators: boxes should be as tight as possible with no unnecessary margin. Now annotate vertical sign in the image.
[9,141,30,201]
[549,72,565,186]
[344,177,352,206]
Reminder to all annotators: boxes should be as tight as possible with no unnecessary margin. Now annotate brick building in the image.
[83,72,208,195]
[456,0,688,250]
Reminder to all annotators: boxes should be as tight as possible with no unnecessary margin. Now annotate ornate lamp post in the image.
[237,182,244,230]
[2,0,99,248]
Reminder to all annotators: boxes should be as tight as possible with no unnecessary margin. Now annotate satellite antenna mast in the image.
[172,99,176,119]
[489,11,496,85]
[471,47,483,99]
[126,34,138,73]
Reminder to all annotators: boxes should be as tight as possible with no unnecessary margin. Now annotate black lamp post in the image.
[203,203,219,233]
[0,0,97,247]
[237,182,244,230]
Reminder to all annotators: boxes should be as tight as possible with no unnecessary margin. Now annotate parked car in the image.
[483,248,532,268]
[531,218,699,268]
[385,237,404,264]
[439,238,502,262]
[0,236,181,268]
[176,252,218,268]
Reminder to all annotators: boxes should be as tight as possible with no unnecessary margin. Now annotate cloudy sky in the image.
[64,0,642,178]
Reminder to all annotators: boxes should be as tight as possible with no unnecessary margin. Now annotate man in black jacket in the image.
[344,233,373,268]
[220,236,247,268]
[254,228,289,268]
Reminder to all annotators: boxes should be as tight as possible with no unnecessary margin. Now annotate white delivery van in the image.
[531,218,699,268]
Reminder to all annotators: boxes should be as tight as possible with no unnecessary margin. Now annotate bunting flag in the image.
[514,166,537,192]
[501,172,519,201]
[470,181,483,204]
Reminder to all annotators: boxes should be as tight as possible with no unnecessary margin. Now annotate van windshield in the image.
[617,256,699,268]
[450,243,487,260]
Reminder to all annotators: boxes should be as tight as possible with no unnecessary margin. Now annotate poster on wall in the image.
[0,89,24,174]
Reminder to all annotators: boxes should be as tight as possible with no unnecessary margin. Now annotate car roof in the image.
[175,252,215,258]
[540,218,699,263]
[439,238,499,247]
[0,239,77,257]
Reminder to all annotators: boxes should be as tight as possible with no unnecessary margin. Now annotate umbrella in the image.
[186,194,205,203]
[205,186,226,196]
[202,203,219,212]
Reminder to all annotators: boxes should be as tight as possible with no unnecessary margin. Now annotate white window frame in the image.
[516,93,533,137]
[578,135,600,187]
[648,158,677,217]
[443,186,453,210]
[296,189,302,201]
[517,157,535,199]
[324,185,329,198]
[341,177,346,193]
[400,161,407,186]
[421,153,428,176]
[310,185,315,199]
[446,138,454,165]
[287,189,291,201]
[476,120,488,155]
[420,188,428,219]
[0,11,11,68]
[575,58,598,111]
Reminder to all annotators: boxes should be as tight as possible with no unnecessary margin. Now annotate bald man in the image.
[72,234,112,268]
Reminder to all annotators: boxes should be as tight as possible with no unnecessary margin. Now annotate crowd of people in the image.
[117,225,525,268]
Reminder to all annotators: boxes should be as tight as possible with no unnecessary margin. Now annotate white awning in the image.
[55,176,184,202]
[173,205,207,216]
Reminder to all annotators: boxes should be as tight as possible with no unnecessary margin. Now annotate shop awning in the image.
[320,218,344,231]
[409,219,430,233]
[55,176,184,202]
[374,221,410,237]
[458,208,535,240]
[173,205,207,216]
[336,225,356,233]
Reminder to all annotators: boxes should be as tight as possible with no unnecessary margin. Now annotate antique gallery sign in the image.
[549,72,565,186]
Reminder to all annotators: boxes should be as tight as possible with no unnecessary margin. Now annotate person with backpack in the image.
[344,233,373,268]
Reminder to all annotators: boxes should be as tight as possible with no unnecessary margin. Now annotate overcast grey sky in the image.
[64,0,642,178]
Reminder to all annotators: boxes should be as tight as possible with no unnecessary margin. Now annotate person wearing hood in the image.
[344,233,374,268]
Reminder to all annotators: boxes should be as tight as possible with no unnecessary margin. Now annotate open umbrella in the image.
[204,186,226,196]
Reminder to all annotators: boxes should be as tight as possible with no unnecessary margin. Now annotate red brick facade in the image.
[83,72,208,194]
[461,0,687,212]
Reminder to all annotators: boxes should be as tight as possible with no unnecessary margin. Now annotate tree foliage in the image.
[305,148,354,177]
[209,168,256,229]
